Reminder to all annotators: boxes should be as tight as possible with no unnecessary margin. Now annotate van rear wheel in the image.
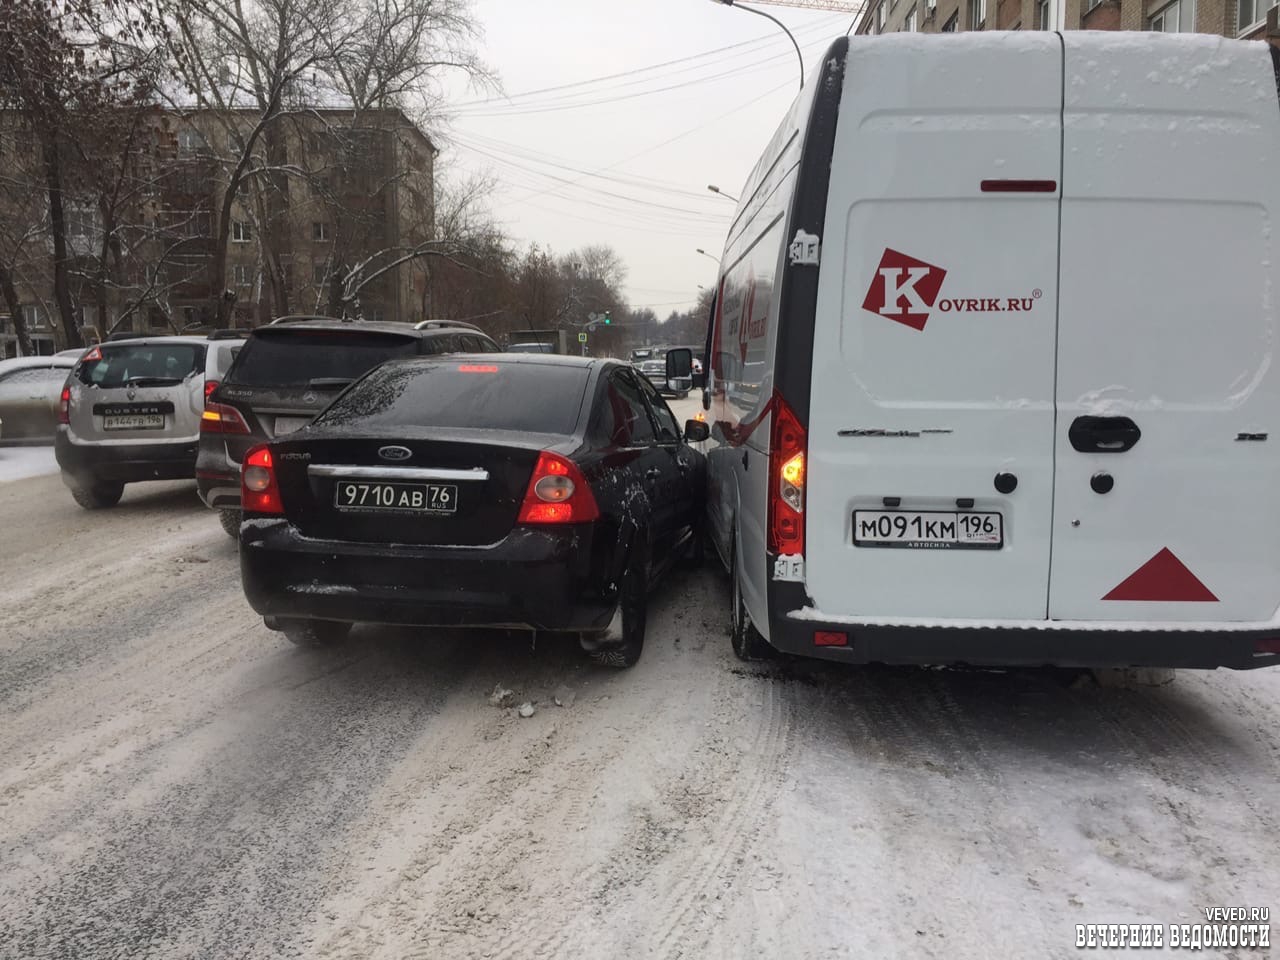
[730,540,773,661]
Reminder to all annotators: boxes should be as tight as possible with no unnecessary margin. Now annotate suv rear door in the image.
[805,35,1064,620]
[1048,36,1280,622]
[68,341,206,442]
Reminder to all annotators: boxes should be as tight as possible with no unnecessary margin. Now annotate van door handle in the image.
[1068,416,1141,453]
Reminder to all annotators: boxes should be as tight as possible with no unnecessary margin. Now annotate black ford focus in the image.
[239,352,708,666]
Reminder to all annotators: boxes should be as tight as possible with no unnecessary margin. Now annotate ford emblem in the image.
[378,445,412,462]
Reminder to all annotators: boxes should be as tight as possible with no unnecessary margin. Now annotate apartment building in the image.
[0,107,435,356]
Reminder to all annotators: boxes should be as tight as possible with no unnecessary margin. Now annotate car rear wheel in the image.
[730,538,773,662]
[581,551,648,668]
[278,618,352,648]
[218,509,241,539]
[69,480,124,510]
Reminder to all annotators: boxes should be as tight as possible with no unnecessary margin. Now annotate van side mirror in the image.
[684,418,710,443]
[665,347,692,381]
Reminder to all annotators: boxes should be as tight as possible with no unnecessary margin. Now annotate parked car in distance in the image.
[238,350,707,666]
[635,346,692,399]
[0,356,77,442]
[507,342,555,354]
[199,317,502,538]
[55,335,243,508]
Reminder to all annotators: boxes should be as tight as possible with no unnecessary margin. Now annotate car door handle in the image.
[1068,416,1141,453]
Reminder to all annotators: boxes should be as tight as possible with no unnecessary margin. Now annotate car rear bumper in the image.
[55,429,198,484]
[766,582,1280,670]
[196,442,241,509]
[239,519,617,631]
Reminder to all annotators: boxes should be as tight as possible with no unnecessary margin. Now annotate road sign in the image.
[578,332,588,343]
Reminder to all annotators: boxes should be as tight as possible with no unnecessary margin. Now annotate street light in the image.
[710,0,804,92]
[707,184,739,203]
[695,248,719,263]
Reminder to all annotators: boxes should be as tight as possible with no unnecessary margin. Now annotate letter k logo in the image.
[861,249,947,331]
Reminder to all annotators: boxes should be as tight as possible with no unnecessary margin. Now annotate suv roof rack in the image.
[207,329,250,340]
[413,319,484,333]
[106,331,158,341]
[268,314,345,325]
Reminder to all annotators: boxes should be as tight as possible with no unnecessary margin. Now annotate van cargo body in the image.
[703,33,1280,670]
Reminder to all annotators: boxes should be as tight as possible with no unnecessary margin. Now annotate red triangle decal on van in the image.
[1102,548,1218,602]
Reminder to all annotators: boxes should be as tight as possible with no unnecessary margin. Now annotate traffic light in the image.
[604,311,611,325]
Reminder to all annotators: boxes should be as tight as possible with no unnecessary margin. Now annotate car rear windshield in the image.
[225,329,419,388]
[317,361,590,435]
[76,343,204,388]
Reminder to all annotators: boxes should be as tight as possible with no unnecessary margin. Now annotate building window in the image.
[234,264,252,287]
[312,222,329,242]
[1238,0,1277,29]
[21,305,46,330]
[941,10,959,29]
[1037,0,1052,27]
[232,220,252,243]
[877,2,886,30]
[177,128,206,156]
[969,0,987,27]
[1150,0,1195,30]
[904,5,918,29]
[313,263,328,286]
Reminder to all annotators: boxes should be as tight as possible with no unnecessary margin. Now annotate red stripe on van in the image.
[980,179,1058,193]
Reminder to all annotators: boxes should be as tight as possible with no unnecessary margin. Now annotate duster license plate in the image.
[853,510,1002,549]
[334,481,457,514]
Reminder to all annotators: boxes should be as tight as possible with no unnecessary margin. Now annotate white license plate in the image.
[853,510,1003,549]
[104,414,164,431]
[334,481,457,514]
[274,416,312,435]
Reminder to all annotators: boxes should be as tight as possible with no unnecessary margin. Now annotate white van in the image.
[702,32,1280,670]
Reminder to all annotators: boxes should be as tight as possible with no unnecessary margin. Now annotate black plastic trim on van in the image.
[1270,44,1280,111]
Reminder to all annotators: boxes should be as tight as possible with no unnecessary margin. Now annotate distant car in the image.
[635,348,691,399]
[0,356,77,441]
[238,353,709,666]
[507,342,555,354]
[199,317,501,538]
[55,335,243,508]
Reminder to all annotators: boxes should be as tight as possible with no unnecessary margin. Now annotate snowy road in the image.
[2,408,1278,958]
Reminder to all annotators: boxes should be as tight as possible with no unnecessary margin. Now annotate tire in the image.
[70,480,124,510]
[279,619,352,648]
[730,538,773,662]
[218,508,241,539]
[581,549,648,668]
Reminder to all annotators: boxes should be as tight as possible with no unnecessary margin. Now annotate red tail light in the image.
[241,445,284,514]
[204,379,219,399]
[767,391,806,556]
[201,401,250,434]
[518,452,599,524]
[58,386,70,425]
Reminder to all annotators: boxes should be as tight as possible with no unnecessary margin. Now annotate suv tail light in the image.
[241,445,284,514]
[767,391,806,556]
[204,379,219,399]
[517,452,599,524]
[58,386,70,425]
[201,401,250,434]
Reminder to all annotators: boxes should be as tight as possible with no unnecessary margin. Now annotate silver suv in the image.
[55,334,243,509]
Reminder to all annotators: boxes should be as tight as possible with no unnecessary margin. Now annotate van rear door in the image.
[1049,36,1280,623]
[805,35,1064,620]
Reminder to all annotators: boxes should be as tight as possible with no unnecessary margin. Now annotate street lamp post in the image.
[710,0,804,92]
[695,248,719,264]
[707,184,739,203]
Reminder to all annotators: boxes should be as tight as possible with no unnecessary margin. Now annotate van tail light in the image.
[518,452,600,524]
[768,390,806,556]
[241,445,284,515]
[58,386,70,425]
[204,379,219,399]
[201,401,250,434]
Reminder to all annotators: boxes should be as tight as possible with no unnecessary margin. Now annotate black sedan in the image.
[238,352,708,667]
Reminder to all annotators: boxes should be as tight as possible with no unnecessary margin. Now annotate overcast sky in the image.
[438,0,855,317]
